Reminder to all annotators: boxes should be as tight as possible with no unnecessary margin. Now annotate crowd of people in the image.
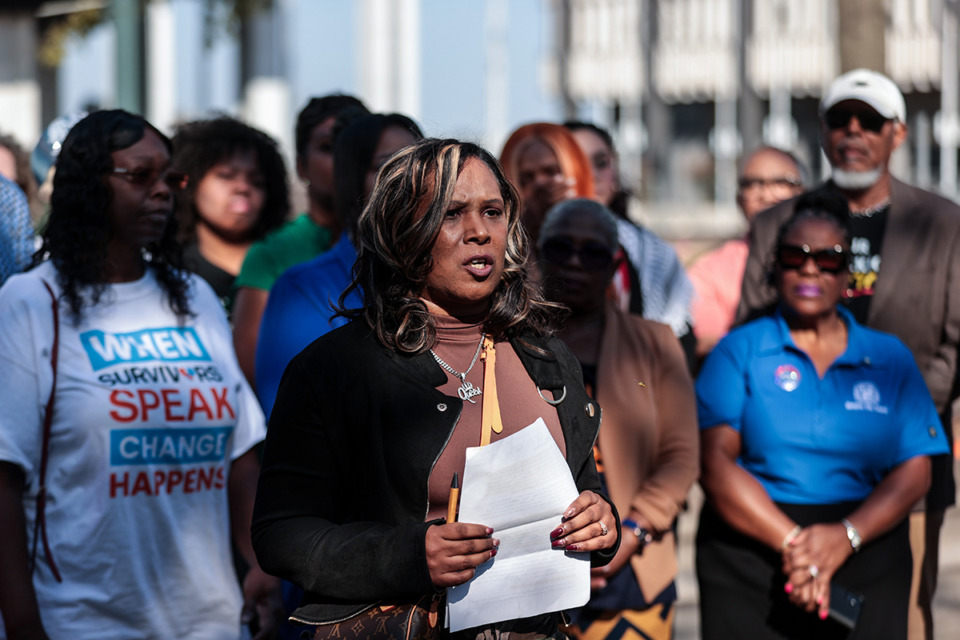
[0,67,956,640]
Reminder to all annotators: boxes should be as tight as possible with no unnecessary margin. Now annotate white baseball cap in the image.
[820,69,906,122]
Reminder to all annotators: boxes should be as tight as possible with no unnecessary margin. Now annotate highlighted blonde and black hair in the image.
[339,138,558,353]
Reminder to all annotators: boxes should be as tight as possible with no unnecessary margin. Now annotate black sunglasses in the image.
[541,238,614,271]
[111,167,190,191]
[824,107,889,133]
[776,243,848,274]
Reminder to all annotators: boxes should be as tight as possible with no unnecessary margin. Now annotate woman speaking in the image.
[252,138,619,638]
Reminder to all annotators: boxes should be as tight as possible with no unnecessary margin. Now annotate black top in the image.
[183,243,236,317]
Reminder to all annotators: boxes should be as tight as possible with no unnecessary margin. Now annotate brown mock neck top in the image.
[425,315,565,522]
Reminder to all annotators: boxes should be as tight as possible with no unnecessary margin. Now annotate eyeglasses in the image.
[824,107,890,133]
[738,176,802,192]
[111,167,189,191]
[776,243,848,274]
[541,238,615,271]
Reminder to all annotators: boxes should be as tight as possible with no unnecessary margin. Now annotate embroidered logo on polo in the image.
[844,381,889,414]
[774,365,801,391]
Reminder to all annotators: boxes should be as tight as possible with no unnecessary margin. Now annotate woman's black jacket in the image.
[252,320,618,625]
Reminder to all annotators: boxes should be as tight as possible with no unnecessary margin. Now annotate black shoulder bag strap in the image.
[31,279,63,582]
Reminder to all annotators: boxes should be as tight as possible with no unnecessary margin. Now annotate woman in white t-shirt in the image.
[0,110,280,639]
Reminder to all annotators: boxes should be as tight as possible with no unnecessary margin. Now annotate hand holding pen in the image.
[425,472,499,588]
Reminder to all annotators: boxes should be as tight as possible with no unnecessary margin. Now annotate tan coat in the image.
[595,303,699,601]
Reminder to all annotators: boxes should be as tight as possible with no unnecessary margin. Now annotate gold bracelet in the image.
[780,525,802,551]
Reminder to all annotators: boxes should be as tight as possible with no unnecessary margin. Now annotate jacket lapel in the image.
[867,178,918,324]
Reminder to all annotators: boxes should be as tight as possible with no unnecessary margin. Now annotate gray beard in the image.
[831,167,883,191]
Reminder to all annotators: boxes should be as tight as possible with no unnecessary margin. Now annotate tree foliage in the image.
[38,0,274,67]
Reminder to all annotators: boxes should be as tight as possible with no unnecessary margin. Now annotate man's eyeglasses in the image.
[111,167,189,191]
[824,107,890,133]
[776,243,848,274]
[738,176,802,192]
[541,238,614,271]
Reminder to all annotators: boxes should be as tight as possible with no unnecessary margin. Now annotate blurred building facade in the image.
[554,0,959,237]
[2,1,957,241]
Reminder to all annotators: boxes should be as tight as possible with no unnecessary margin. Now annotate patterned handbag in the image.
[310,592,443,640]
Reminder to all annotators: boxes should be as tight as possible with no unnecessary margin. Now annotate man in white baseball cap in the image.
[738,68,960,640]
[820,67,907,122]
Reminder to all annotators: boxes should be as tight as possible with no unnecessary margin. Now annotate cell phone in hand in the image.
[828,583,865,629]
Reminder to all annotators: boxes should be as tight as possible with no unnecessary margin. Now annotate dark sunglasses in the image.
[776,243,848,274]
[111,167,190,191]
[541,238,614,271]
[824,107,889,133]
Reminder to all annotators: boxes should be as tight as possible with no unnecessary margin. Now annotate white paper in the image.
[446,418,590,632]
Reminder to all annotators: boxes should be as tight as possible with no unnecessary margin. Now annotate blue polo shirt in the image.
[696,307,948,505]
[255,235,362,418]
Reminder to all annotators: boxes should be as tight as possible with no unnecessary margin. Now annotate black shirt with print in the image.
[843,205,890,324]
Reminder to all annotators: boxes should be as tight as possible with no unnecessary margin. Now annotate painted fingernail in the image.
[551,527,564,539]
[784,583,793,594]
[552,538,566,548]
[565,543,579,551]
[492,538,500,547]
[490,548,498,558]
[486,527,494,535]
[819,609,828,620]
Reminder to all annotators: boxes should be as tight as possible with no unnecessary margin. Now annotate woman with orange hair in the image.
[499,122,595,242]
[500,122,695,367]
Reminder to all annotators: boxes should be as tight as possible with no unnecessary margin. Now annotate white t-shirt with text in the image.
[0,262,265,639]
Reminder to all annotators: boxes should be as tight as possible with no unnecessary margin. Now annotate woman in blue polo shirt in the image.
[695,190,949,640]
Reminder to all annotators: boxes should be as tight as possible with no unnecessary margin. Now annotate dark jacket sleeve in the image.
[251,349,436,602]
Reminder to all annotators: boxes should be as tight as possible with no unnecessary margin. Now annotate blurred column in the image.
[359,0,421,117]
[397,0,421,118]
[915,111,932,189]
[242,0,291,156]
[619,0,645,202]
[766,0,793,149]
[484,0,509,151]
[837,0,885,72]
[146,0,176,133]
[0,7,42,145]
[554,0,576,119]
[737,0,762,154]
[940,0,958,197]
[115,0,143,113]
[642,0,670,202]
[714,0,740,206]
